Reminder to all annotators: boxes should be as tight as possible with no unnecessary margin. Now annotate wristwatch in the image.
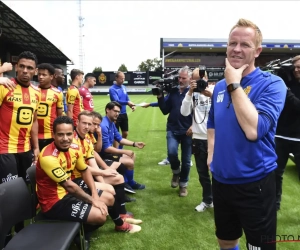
[227,83,241,93]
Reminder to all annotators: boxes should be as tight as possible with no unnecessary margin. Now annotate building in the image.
[160,38,300,81]
[0,1,72,87]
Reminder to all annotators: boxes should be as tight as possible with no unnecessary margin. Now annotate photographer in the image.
[275,55,300,211]
[157,65,192,197]
[180,68,214,212]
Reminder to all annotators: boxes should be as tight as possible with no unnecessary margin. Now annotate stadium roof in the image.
[160,38,300,56]
[0,1,72,63]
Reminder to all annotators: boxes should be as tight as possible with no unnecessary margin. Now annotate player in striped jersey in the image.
[37,63,63,151]
[0,51,40,244]
[73,111,142,233]
[66,69,84,127]
[79,73,96,111]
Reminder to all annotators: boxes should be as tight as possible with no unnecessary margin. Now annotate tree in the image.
[137,57,162,72]
[118,64,128,72]
[92,67,103,74]
[68,79,72,85]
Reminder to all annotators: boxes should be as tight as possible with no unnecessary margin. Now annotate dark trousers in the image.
[213,172,277,250]
[275,137,300,209]
[193,139,213,204]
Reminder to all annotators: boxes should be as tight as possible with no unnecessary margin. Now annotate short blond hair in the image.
[229,18,263,48]
[292,55,300,65]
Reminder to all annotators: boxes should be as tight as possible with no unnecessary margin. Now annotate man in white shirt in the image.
[180,68,214,211]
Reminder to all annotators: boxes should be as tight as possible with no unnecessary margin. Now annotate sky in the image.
[2,0,300,74]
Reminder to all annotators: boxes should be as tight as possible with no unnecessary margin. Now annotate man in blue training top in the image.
[109,71,144,192]
[207,18,287,250]
[99,101,146,192]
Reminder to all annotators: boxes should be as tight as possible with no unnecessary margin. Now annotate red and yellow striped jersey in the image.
[87,132,97,144]
[37,86,63,139]
[66,85,83,127]
[36,141,88,213]
[0,79,40,153]
[72,130,94,179]
[79,86,94,111]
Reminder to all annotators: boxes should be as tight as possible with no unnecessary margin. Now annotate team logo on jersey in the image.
[98,73,106,84]
[52,167,65,178]
[37,103,48,117]
[69,95,76,102]
[24,93,30,101]
[216,90,225,103]
[70,143,79,149]
[243,86,252,96]
[52,148,59,157]
[17,107,33,125]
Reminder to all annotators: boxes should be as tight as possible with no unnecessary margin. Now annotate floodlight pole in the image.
[78,0,84,71]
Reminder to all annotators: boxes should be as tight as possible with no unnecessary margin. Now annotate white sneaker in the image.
[289,153,295,163]
[195,202,213,212]
[158,159,170,165]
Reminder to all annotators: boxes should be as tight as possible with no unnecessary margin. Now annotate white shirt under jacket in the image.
[180,85,215,140]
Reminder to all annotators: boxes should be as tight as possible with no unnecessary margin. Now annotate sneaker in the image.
[125,195,136,202]
[158,158,170,165]
[124,183,136,194]
[289,153,295,163]
[131,182,145,190]
[190,161,193,167]
[195,202,214,212]
[126,211,134,217]
[171,174,179,188]
[179,187,188,197]
[120,214,143,225]
[115,222,141,233]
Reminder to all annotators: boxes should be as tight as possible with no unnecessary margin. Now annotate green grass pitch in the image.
[83,94,300,250]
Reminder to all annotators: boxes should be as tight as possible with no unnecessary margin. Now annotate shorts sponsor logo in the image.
[2,173,18,183]
[78,180,88,189]
[71,201,82,217]
[71,201,88,219]
[80,204,88,219]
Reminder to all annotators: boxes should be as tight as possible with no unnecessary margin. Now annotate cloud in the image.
[3,1,300,73]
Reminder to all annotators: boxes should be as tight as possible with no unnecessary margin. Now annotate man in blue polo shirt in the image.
[109,72,141,193]
[99,101,146,191]
[207,18,286,250]
[157,66,193,197]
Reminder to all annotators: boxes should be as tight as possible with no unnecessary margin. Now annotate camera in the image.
[152,73,179,95]
[193,65,208,92]
[262,58,294,84]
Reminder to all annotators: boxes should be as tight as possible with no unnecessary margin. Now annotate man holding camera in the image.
[157,66,193,197]
[180,68,214,211]
[275,55,300,211]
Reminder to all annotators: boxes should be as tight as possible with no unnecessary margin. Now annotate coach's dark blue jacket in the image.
[157,87,192,134]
